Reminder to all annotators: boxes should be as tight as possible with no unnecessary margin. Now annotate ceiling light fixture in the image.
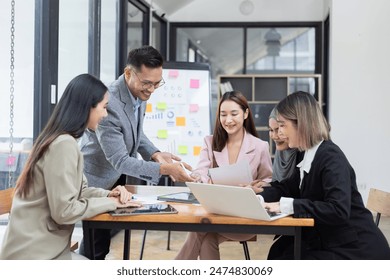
[265,28,282,56]
[239,0,254,16]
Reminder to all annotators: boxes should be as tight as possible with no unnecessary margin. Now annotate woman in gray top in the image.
[247,108,299,193]
[268,108,298,182]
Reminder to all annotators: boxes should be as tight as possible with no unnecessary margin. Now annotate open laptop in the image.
[186,182,289,221]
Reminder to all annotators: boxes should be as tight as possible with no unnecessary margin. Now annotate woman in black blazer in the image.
[261,91,390,260]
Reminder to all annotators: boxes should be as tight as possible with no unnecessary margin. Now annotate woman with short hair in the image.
[261,91,390,259]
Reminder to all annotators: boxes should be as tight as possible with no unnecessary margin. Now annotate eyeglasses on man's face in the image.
[132,70,165,91]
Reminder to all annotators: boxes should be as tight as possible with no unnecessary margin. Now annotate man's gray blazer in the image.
[80,74,161,190]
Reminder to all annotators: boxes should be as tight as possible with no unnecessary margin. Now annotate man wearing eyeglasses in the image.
[79,45,194,259]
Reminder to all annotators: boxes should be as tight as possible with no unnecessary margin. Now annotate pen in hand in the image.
[180,162,202,182]
[180,162,192,176]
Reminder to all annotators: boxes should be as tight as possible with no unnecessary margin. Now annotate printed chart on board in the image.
[143,62,212,169]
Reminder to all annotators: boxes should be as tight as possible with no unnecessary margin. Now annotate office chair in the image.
[0,187,79,251]
[0,187,14,217]
[366,187,390,226]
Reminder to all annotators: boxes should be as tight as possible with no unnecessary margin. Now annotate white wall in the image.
[329,0,390,200]
[162,0,324,22]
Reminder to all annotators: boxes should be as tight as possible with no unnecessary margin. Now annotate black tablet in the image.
[157,192,199,204]
[109,204,178,216]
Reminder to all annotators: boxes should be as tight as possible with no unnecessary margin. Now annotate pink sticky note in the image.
[189,104,199,113]
[190,79,200,89]
[169,70,179,78]
[6,155,16,166]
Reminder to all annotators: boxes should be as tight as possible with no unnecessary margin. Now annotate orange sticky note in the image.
[176,117,186,126]
[193,146,201,156]
[189,104,199,113]
[146,103,152,113]
[169,70,179,78]
[190,79,200,88]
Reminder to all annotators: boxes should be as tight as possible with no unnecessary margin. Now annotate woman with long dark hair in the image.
[175,90,272,259]
[0,74,138,260]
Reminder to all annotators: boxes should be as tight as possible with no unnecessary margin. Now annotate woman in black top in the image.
[261,91,390,260]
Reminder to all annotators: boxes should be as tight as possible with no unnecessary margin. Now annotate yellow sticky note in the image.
[157,102,167,110]
[157,130,168,139]
[146,103,152,113]
[176,117,186,126]
[193,146,201,156]
[178,145,188,155]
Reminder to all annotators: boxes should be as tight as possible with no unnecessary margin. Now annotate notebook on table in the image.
[157,192,199,204]
[186,182,289,221]
[109,204,178,216]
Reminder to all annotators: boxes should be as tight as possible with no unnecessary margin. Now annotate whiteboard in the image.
[143,62,212,168]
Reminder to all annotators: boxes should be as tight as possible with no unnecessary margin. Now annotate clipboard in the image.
[157,192,199,204]
[109,204,178,216]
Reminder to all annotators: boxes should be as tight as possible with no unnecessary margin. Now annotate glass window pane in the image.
[151,16,161,51]
[246,27,315,73]
[0,1,34,187]
[176,28,244,79]
[127,2,143,53]
[58,0,89,98]
[101,0,117,85]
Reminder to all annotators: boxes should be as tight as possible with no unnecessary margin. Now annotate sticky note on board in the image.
[178,145,188,155]
[176,117,186,126]
[190,79,200,89]
[146,103,152,113]
[189,104,199,113]
[157,129,168,139]
[157,102,167,110]
[169,70,179,78]
[193,146,201,156]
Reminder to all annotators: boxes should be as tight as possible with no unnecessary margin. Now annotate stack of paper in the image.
[208,161,253,185]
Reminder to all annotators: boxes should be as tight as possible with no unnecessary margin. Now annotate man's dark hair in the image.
[126,45,163,71]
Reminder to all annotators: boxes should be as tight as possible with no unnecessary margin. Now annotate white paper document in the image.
[208,161,253,186]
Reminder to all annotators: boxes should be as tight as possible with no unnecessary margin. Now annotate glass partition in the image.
[176,28,244,79]
[246,27,315,73]
[58,0,89,98]
[0,1,34,188]
[100,0,117,85]
[127,1,144,53]
[152,15,162,52]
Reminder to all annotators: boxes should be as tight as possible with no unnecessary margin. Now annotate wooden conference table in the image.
[82,185,314,260]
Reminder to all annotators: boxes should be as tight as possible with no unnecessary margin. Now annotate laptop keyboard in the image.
[267,210,280,217]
